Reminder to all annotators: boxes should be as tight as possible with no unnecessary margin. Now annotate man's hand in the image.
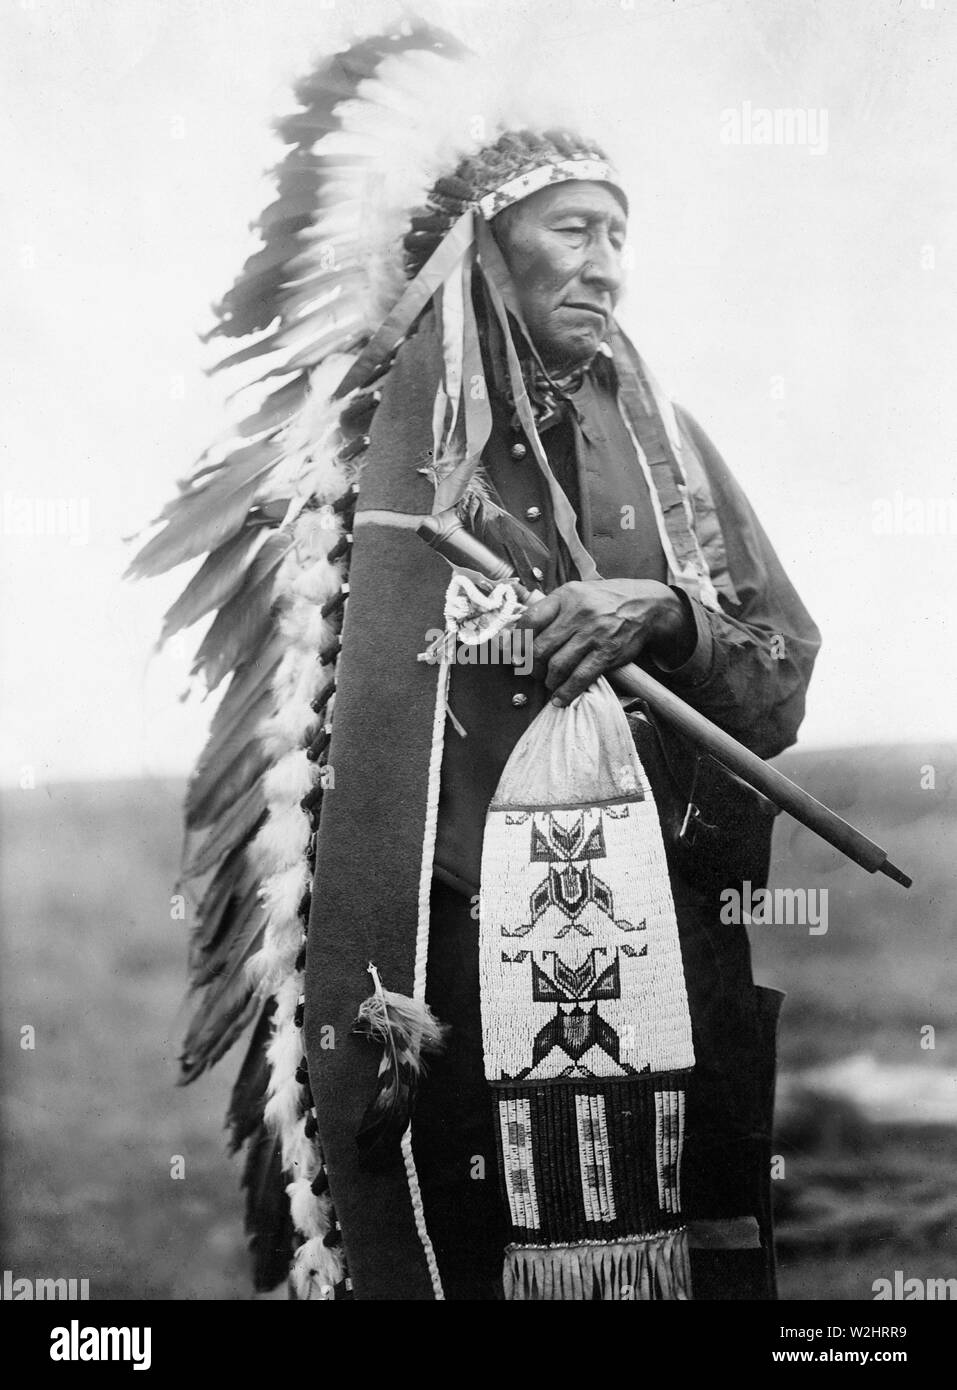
[524,579,696,706]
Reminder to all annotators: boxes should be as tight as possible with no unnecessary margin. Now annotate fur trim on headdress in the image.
[403,128,623,278]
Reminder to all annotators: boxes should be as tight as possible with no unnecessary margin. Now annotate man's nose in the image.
[581,232,623,296]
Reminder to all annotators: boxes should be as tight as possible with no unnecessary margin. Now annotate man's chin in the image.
[538,329,604,374]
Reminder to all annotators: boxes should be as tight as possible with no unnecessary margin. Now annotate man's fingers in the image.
[532,617,578,670]
[551,649,610,707]
[526,595,581,671]
[543,632,593,693]
[524,593,561,634]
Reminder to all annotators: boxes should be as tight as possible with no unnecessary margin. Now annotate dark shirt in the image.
[432,358,821,895]
[433,364,668,894]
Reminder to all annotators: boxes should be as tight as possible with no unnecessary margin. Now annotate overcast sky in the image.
[2,0,955,785]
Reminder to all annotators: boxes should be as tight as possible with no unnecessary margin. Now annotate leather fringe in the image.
[503,1228,691,1301]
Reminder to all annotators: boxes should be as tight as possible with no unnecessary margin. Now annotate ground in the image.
[2,743,954,1300]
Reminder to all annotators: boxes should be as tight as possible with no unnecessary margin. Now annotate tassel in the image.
[502,1229,691,1302]
[353,962,448,1171]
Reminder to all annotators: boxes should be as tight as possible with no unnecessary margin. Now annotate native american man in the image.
[301,128,821,1301]
[140,30,820,1303]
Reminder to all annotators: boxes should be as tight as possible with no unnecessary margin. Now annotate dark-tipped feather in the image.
[242,1123,295,1293]
[188,844,259,963]
[235,376,307,438]
[198,641,284,757]
[158,528,266,645]
[190,867,264,990]
[185,737,270,831]
[183,782,267,880]
[127,440,284,580]
[180,974,261,1085]
[227,1000,275,1155]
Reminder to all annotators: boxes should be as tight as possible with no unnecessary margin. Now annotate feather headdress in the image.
[129,21,475,1296]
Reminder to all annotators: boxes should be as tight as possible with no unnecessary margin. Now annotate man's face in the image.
[493,181,627,373]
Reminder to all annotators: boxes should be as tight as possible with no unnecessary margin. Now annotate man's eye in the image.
[555,224,587,236]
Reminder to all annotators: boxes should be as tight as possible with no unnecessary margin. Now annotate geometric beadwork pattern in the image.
[480,797,694,1082]
[477,683,696,1288]
[492,1077,689,1244]
[654,1089,685,1215]
[575,1094,617,1224]
[497,1096,540,1230]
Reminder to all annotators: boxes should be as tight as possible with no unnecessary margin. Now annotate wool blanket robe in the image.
[304,311,818,1299]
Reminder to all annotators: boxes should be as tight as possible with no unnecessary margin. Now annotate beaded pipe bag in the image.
[479,677,696,1300]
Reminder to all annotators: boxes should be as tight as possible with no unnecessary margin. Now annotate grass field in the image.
[2,743,955,1301]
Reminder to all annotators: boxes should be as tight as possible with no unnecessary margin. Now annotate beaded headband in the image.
[477,157,628,220]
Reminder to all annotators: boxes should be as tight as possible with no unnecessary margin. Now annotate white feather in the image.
[289,1178,327,1239]
[291,1236,342,1301]
[262,748,315,806]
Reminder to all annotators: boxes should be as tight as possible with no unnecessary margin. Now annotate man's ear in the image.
[489,203,519,259]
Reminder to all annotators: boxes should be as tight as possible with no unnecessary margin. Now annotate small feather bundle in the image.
[353,964,448,1170]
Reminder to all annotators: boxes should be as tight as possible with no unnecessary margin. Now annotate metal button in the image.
[531,566,544,581]
[525,506,542,521]
[510,442,527,460]
[511,693,528,708]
